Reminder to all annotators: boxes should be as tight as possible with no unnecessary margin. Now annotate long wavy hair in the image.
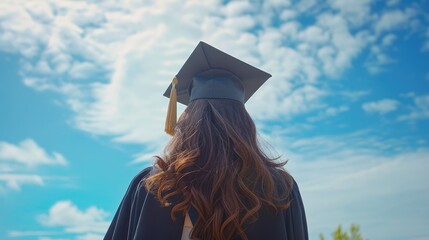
[145,99,293,240]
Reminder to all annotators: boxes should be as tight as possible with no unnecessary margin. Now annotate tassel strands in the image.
[165,77,178,135]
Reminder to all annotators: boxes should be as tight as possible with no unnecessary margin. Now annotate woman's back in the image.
[104,41,308,240]
[104,165,308,240]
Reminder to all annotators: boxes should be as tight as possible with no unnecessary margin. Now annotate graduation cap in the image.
[163,41,272,135]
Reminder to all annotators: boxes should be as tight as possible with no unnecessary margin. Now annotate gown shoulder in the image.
[104,167,308,240]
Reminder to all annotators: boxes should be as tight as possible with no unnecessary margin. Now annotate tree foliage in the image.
[319,224,364,240]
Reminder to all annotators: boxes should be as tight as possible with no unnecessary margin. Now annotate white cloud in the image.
[386,0,400,6]
[131,151,158,164]
[76,234,104,240]
[69,62,99,79]
[251,84,326,119]
[362,99,399,114]
[315,13,370,78]
[38,200,110,235]
[0,2,46,57]
[0,174,44,190]
[223,1,254,17]
[280,9,297,21]
[72,28,174,145]
[365,45,396,73]
[325,106,349,115]
[364,7,419,72]
[375,8,416,34]
[10,201,108,240]
[339,90,371,101]
[381,33,397,47]
[398,94,429,121]
[298,25,329,44]
[0,139,67,167]
[296,0,318,13]
[328,0,374,26]
[307,105,349,122]
[0,139,68,191]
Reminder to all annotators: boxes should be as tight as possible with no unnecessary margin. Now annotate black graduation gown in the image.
[104,167,308,240]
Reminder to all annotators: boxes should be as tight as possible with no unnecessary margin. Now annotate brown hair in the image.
[145,99,293,240]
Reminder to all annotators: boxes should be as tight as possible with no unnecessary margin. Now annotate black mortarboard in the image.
[163,41,272,135]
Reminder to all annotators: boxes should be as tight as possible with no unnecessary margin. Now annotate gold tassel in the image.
[165,77,178,135]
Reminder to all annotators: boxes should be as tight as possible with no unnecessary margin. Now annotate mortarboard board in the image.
[163,41,272,135]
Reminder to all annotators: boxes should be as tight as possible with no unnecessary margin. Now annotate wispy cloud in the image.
[364,32,398,73]
[0,174,44,191]
[307,105,349,122]
[0,139,68,191]
[365,6,421,73]
[362,99,400,114]
[8,230,63,238]
[339,90,371,101]
[365,45,396,74]
[398,94,429,121]
[386,0,400,6]
[130,151,158,165]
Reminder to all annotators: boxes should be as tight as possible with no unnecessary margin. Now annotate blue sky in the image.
[0,0,428,239]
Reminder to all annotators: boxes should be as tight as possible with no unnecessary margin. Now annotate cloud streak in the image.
[0,139,67,167]
[362,99,399,114]
[0,139,68,191]
[398,94,429,122]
